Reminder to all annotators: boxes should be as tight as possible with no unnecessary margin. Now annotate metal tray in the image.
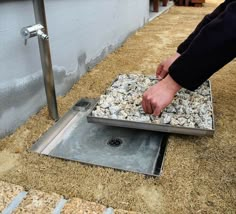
[87,77,215,136]
[31,98,169,177]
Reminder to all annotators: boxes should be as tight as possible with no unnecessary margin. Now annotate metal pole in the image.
[32,0,59,120]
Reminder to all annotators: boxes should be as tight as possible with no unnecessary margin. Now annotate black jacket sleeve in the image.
[177,0,229,54]
[169,1,236,91]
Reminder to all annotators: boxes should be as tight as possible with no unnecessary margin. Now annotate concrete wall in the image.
[0,0,149,138]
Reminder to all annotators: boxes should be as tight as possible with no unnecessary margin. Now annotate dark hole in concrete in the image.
[107,138,123,147]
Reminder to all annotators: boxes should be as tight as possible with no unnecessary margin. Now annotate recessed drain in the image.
[107,138,123,147]
[73,99,91,111]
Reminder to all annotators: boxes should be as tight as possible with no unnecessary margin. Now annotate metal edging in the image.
[153,134,169,175]
[30,98,97,154]
[87,115,214,136]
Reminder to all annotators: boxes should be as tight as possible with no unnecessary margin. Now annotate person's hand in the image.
[156,53,181,80]
[142,75,181,116]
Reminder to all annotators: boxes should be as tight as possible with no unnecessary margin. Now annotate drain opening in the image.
[107,138,123,147]
[73,99,91,111]
[75,100,90,108]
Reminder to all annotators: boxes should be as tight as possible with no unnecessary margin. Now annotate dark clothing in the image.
[169,0,236,90]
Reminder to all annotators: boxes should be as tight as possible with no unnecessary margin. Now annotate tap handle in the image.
[21,27,30,46]
[20,24,47,45]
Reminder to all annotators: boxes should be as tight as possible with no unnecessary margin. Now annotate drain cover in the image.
[31,98,168,176]
[107,138,123,147]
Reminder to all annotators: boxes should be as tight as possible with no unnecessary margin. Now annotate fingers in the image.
[142,94,153,114]
[142,98,162,116]
[159,70,168,80]
[153,106,162,116]
[141,99,147,113]
[156,63,168,80]
[156,64,163,78]
[142,91,163,116]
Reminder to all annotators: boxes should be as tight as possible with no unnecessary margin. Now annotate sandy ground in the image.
[0,0,235,213]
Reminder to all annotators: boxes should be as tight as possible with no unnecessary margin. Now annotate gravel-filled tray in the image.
[87,74,215,136]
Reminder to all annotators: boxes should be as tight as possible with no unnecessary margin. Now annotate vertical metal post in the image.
[32,0,59,120]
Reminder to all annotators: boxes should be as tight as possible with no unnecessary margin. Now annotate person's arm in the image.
[177,0,228,54]
[156,52,181,80]
[169,1,236,91]
[156,1,228,80]
[142,1,236,116]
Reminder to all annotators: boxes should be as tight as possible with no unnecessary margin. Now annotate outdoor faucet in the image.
[20,24,49,45]
[19,0,59,121]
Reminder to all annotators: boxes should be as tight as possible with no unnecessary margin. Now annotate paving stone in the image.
[0,181,24,211]
[61,198,106,214]
[0,181,137,213]
[13,189,61,214]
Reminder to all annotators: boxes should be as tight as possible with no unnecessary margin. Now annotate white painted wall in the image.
[0,0,149,138]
